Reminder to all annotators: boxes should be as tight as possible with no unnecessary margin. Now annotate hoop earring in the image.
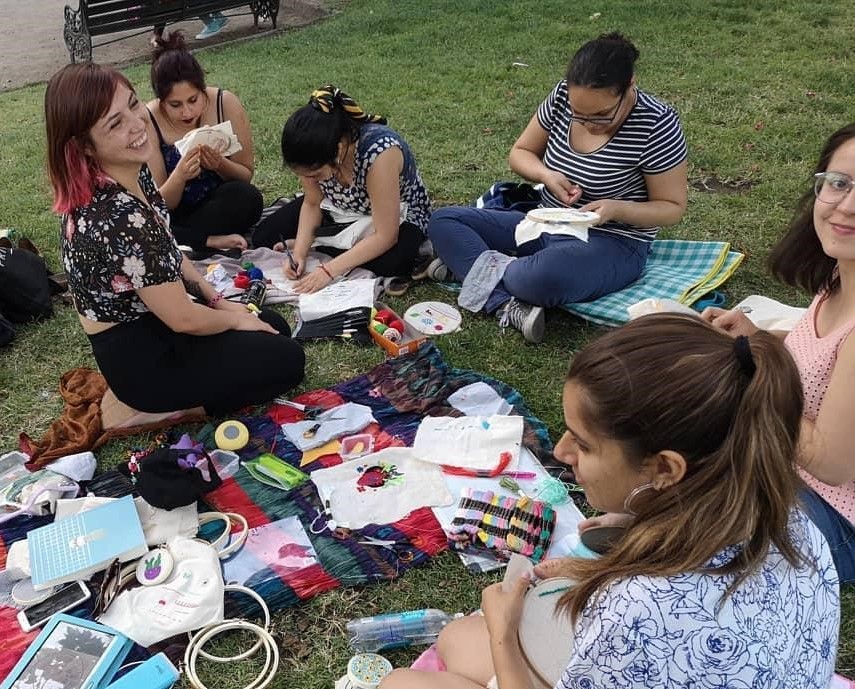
[623,482,656,516]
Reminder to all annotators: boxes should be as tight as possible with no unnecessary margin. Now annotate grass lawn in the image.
[1,0,853,685]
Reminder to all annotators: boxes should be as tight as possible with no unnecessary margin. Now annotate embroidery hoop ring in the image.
[525,208,600,228]
[518,577,576,689]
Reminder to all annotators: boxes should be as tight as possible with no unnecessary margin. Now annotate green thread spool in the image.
[372,322,388,335]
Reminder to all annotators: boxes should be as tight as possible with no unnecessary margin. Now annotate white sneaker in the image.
[497,298,545,344]
[425,257,449,282]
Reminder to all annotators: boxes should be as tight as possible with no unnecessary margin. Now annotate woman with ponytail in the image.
[703,123,855,584]
[381,314,838,689]
[45,63,304,422]
[426,33,688,343]
[251,86,431,294]
[147,32,263,254]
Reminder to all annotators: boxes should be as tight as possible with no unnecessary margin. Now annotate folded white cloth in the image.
[281,403,376,451]
[175,121,242,157]
[413,415,523,472]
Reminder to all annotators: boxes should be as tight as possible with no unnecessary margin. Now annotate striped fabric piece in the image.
[537,81,688,242]
[562,239,744,327]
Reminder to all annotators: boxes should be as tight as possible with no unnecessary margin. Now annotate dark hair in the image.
[769,123,855,295]
[150,31,206,100]
[281,85,386,170]
[45,63,133,213]
[556,314,805,622]
[566,32,639,93]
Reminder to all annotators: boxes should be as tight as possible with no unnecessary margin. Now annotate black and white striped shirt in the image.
[537,81,688,242]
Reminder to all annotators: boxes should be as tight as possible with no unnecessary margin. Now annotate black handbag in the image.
[0,247,54,323]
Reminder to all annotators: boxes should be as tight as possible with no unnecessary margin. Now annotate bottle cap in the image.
[346,653,393,689]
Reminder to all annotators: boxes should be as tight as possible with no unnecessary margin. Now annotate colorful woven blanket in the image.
[0,342,555,666]
[198,341,555,616]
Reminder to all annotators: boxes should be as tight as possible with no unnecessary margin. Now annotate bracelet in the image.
[319,263,334,280]
[207,291,224,308]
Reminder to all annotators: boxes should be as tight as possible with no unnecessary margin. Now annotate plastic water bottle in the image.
[346,609,460,652]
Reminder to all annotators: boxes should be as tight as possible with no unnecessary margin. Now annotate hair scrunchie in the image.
[733,335,756,378]
[308,85,387,125]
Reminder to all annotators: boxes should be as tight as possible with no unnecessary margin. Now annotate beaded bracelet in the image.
[319,264,333,280]
[207,291,224,308]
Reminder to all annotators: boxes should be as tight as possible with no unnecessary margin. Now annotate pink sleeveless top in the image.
[786,293,855,525]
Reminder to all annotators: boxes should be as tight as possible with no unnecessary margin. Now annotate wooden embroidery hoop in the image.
[518,577,576,689]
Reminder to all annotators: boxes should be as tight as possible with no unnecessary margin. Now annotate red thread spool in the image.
[234,274,251,289]
[375,309,395,325]
[388,318,405,333]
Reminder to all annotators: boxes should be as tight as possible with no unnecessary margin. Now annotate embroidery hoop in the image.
[524,208,600,228]
[403,301,462,335]
[518,577,576,689]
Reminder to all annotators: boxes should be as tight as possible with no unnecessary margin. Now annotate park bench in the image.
[63,0,280,63]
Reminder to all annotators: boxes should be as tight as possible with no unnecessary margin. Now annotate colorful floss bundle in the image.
[447,488,555,563]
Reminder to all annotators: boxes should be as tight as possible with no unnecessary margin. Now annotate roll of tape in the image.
[215,420,250,451]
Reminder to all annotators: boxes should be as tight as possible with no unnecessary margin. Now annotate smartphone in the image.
[17,580,92,632]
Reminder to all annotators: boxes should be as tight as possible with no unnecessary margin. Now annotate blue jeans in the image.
[800,487,855,584]
[427,206,650,313]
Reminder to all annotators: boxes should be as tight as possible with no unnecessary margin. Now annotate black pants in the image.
[251,196,423,277]
[89,310,305,416]
[172,181,264,250]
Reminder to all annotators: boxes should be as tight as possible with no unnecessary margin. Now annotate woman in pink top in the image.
[703,123,855,583]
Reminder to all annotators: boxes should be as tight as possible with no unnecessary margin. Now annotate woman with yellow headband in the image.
[252,86,431,293]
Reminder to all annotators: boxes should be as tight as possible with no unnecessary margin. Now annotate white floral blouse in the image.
[557,510,839,689]
[61,166,183,323]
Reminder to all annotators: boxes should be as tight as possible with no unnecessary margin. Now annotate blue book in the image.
[1,613,133,689]
[28,495,148,590]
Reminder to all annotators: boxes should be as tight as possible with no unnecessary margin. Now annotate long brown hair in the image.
[769,123,855,295]
[557,314,805,622]
[44,63,133,213]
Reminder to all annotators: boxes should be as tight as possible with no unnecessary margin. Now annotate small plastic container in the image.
[340,434,374,461]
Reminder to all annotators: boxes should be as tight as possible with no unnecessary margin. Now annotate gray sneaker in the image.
[426,257,449,282]
[497,297,545,343]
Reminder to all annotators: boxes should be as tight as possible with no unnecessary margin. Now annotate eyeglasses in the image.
[569,89,626,125]
[814,171,855,204]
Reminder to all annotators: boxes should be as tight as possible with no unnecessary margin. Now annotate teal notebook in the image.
[28,495,148,590]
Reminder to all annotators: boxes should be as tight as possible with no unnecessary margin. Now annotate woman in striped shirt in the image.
[428,33,688,343]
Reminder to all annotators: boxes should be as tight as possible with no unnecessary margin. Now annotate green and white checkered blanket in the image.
[562,239,744,327]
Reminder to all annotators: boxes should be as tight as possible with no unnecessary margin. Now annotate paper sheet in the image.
[298,278,377,322]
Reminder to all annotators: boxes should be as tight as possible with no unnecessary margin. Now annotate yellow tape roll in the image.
[214,420,250,451]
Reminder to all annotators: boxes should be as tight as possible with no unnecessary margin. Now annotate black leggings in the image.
[89,310,305,416]
[172,180,264,250]
[251,196,423,277]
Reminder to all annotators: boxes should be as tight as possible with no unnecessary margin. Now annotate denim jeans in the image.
[800,487,855,584]
[427,206,649,313]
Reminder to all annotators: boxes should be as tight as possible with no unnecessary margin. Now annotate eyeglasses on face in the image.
[814,171,855,204]
[568,89,626,125]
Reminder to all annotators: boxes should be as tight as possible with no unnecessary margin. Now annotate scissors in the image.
[358,535,416,562]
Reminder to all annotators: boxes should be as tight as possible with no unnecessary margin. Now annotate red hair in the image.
[44,63,133,214]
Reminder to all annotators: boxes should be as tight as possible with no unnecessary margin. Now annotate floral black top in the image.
[60,165,183,323]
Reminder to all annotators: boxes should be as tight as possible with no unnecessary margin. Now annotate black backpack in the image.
[0,246,53,323]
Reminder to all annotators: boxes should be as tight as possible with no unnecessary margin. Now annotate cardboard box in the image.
[370,302,426,357]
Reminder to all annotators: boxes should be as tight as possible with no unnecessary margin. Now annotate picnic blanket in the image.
[196,341,556,617]
[0,342,558,666]
[562,239,744,327]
